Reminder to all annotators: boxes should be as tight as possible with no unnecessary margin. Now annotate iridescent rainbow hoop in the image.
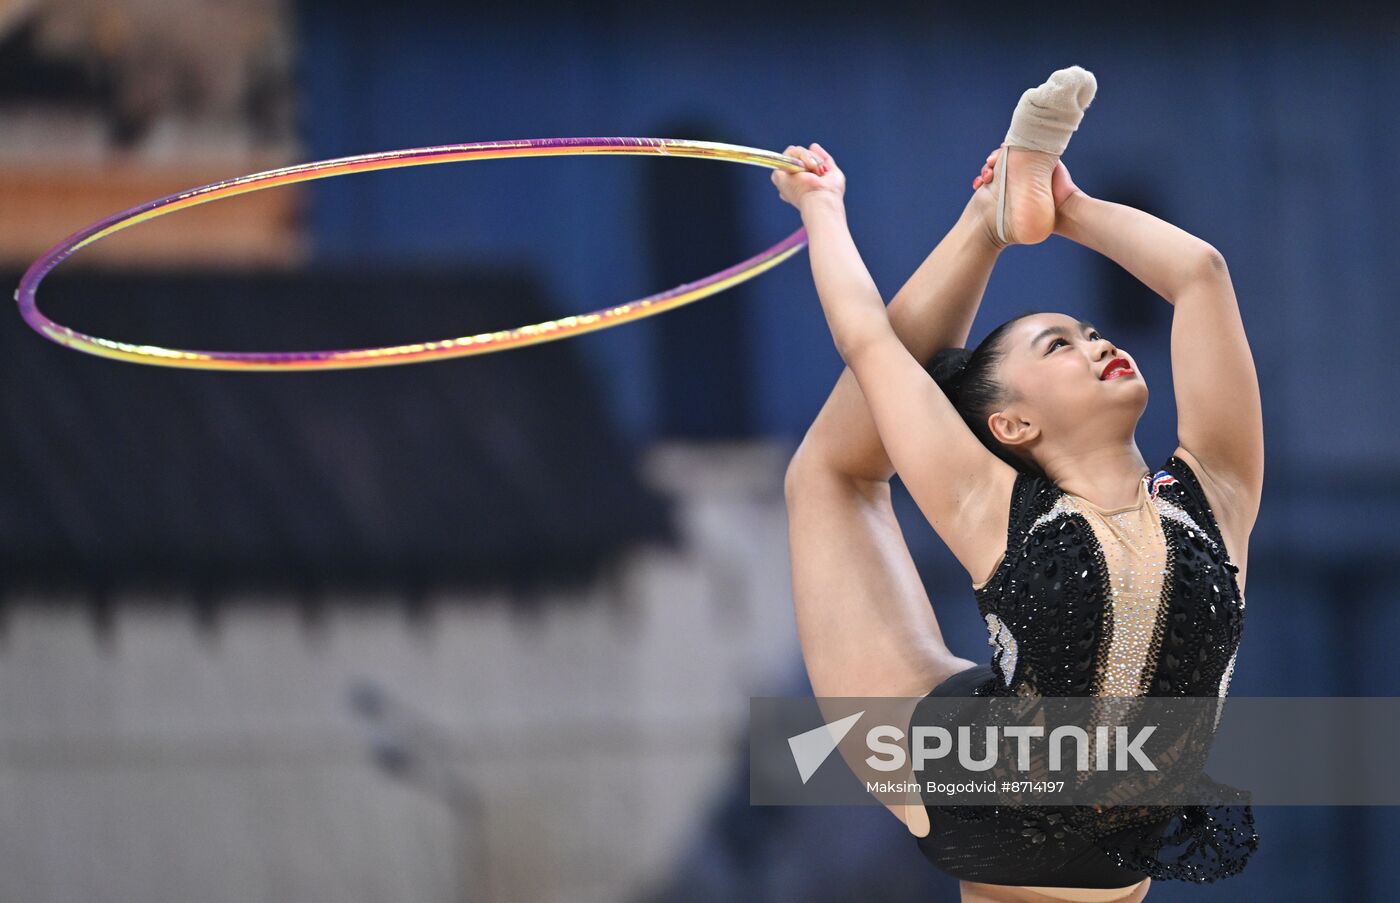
[14,137,810,371]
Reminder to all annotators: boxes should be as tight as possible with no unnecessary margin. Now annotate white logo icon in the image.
[787,711,864,784]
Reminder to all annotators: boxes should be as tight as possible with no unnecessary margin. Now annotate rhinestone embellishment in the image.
[984,612,1019,687]
[929,458,1257,885]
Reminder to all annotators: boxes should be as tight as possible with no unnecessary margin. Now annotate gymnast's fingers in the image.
[785,144,821,172]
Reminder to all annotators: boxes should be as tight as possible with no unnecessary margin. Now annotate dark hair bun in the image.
[928,347,972,391]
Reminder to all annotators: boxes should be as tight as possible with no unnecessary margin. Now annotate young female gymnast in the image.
[775,67,1262,902]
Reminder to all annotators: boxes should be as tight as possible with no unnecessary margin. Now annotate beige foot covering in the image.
[1003,65,1098,155]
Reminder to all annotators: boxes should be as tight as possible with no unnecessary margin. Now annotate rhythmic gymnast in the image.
[774,67,1262,901]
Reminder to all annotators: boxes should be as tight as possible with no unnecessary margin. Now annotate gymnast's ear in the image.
[988,408,1038,449]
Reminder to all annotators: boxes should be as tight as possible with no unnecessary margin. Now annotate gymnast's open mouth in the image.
[1100,358,1133,380]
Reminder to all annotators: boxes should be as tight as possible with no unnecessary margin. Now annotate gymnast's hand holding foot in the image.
[974,150,1085,241]
[970,65,1097,246]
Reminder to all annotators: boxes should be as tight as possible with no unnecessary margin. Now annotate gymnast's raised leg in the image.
[783,163,1009,837]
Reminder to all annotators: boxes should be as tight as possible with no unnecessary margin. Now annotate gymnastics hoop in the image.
[14,137,811,371]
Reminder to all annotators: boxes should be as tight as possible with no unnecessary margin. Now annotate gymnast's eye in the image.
[1047,338,1068,352]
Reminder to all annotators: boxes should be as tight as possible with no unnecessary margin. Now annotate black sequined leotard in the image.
[913,453,1258,886]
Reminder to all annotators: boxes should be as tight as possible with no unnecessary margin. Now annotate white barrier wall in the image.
[0,442,799,903]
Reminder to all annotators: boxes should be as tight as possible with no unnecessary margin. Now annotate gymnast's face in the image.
[987,313,1147,460]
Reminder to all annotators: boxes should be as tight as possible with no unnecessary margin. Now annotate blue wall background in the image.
[296,4,1400,899]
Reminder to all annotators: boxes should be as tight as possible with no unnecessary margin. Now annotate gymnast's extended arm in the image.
[1052,167,1264,559]
[773,144,1013,568]
[790,178,1005,485]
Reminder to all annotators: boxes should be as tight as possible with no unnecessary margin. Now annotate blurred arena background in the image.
[1,1,1397,901]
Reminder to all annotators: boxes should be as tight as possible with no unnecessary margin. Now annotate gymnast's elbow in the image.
[1185,242,1230,283]
[834,324,891,373]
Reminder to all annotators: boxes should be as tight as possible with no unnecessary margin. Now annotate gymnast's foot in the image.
[971,66,1097,247]
[973,146,1059,247]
